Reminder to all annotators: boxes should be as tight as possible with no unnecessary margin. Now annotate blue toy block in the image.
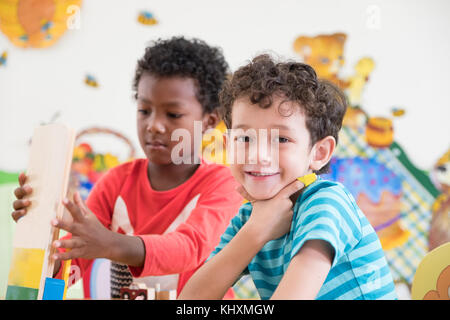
[42,277,66,300]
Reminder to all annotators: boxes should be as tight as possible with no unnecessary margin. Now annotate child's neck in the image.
[147,159,201,191]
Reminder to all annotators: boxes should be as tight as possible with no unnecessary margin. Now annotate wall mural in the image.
[292,32,446,298]
[0,0,82,49]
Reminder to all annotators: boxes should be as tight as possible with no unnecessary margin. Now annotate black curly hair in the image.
[133,36,229,114]
[219,54,347,174]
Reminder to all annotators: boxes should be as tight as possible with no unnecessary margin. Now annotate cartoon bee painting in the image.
[0,51,7,66]
[84,74,99,88]
[391,107,406,117]
[137,11,158,26]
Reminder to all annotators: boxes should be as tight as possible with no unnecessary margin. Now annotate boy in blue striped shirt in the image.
[179,54,397,300]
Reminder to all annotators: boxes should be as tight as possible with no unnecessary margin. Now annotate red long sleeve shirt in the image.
[62,158,242,298]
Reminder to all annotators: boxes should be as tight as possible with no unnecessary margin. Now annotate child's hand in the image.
[11,172,33,222]
[237,180,304,244]
[51,192,113,261]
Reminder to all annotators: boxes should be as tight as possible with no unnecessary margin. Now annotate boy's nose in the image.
[147,115,166,134]
[248,143,272,166]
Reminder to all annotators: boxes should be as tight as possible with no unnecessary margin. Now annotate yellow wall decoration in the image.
[0,0,82,49]
[411,242,450,300]
[365,117,394,148]
[293,32,375,109]
[429,148,450,251]
[347,57,375,106]
[293,33,348,89]
[201,121,227,165]
[137,10,158,26]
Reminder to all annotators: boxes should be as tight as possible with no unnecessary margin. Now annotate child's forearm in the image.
[178,223,267,300]
[108,232,146,267]
[51,233,144,279]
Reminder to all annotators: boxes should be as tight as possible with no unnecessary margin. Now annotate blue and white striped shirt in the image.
[208,178,397,300]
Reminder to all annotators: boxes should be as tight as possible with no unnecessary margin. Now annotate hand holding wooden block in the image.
[6,124,75,300]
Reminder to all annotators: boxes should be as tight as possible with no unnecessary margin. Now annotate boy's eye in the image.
[168,112,182,119]
[236,136,252,143]
[272,136,289,143]
[138,109,150,116]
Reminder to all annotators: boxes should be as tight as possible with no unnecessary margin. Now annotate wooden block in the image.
[6,124,75,300]
[42,277,66,300]
[156,290,177,300]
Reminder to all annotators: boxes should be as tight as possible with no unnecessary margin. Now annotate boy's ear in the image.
[309,136,336,172]
[202,110,220,133]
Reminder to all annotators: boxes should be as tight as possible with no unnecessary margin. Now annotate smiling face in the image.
[136,73,215,165]
[227,95,317,200]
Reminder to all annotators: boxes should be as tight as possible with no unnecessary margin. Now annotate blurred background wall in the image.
[0,0,449,172]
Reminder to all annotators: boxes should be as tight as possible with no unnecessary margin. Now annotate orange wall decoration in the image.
[0,0,82,48]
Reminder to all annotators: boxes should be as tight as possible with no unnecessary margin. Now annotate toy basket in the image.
[69,127,135,200]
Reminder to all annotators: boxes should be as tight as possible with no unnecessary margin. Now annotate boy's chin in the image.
[246,188,280,201]
[146,153,173,166]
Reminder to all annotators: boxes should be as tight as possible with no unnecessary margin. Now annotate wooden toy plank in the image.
[7,124,75,300]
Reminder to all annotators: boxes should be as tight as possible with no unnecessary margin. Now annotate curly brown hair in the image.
[219,54,347,174]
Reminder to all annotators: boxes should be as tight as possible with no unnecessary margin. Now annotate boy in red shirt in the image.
[11,37,242,298]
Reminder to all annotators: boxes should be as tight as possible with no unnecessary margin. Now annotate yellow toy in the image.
[297,173,317,187]
[346,57,375,106]
[293,33,348,89]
